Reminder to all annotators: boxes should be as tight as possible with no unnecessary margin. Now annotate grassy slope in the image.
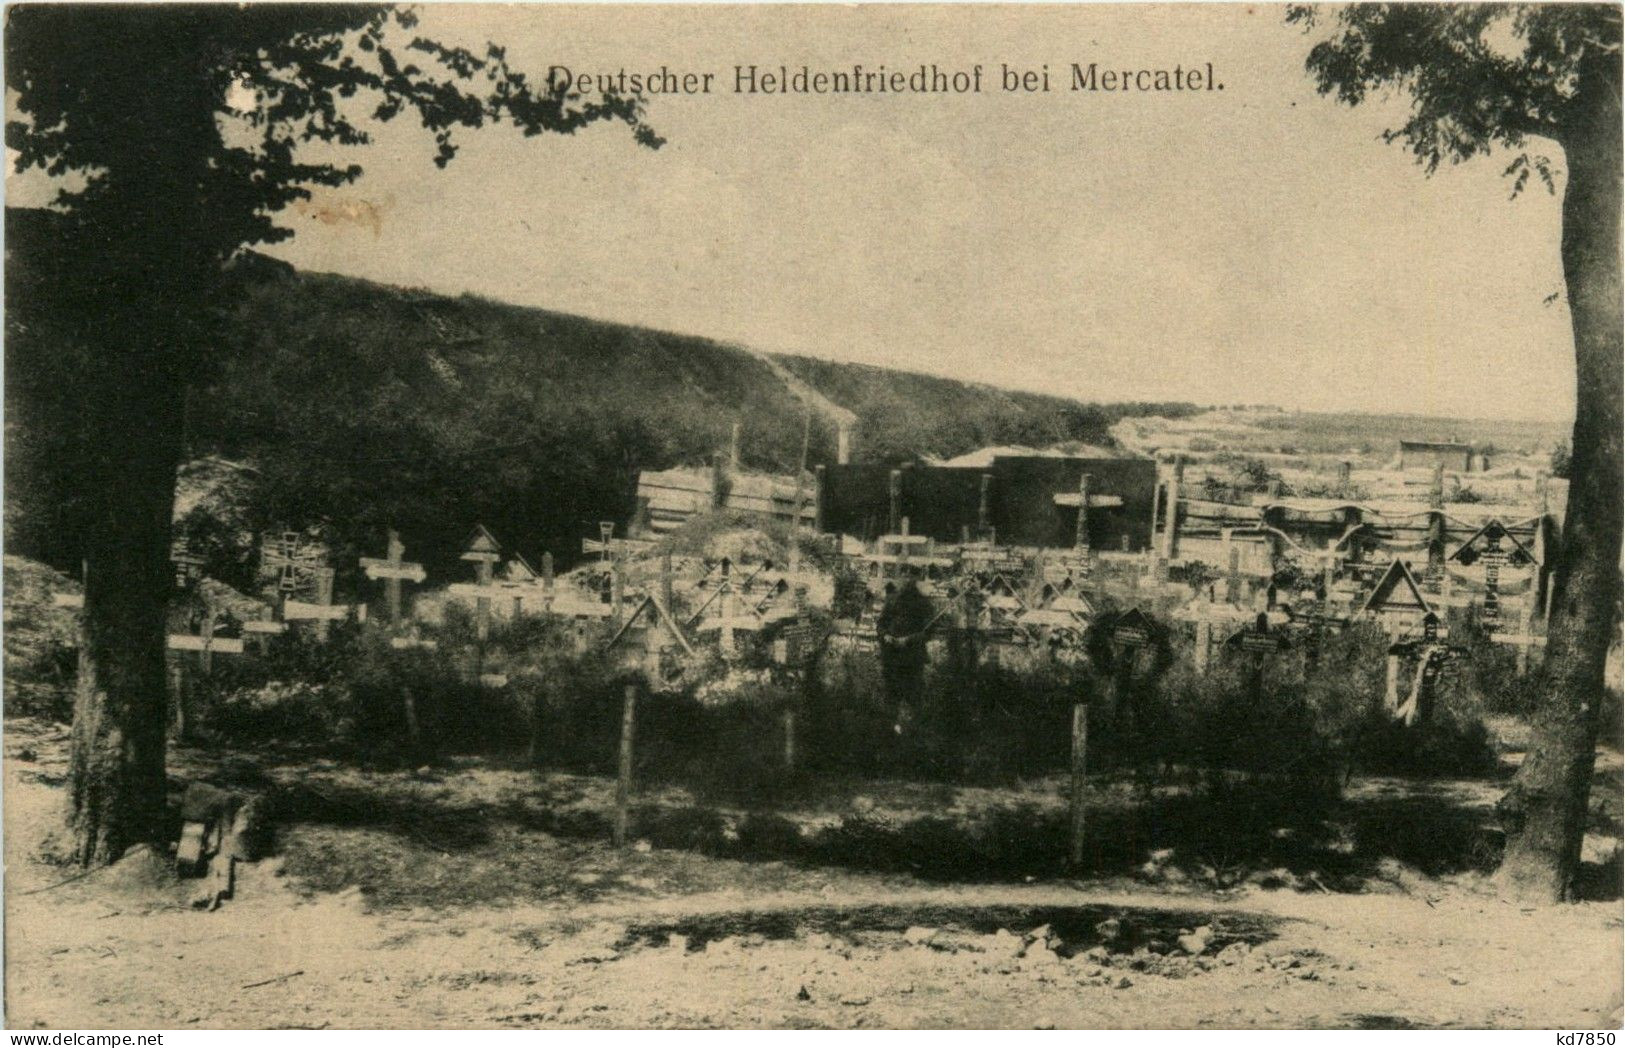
[4,205,1193,576]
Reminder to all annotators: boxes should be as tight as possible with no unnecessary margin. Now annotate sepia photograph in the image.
[2,0,1621,1033]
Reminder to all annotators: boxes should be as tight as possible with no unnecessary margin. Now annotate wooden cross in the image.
[166,614,245,740]
[1224,611,1291,690]
[1052,472,1124,552]
[581,522,654,562]
[281,568,356,641]
[770,597,826,771]
[459,524,503,643]
[239,616,287,654]
[360,528,426,629]
[1385,614,1468,725]
[1479,529,1507,624]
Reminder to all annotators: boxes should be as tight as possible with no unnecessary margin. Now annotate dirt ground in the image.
[4,718,1621,1030]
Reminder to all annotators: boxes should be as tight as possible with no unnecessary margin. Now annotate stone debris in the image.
[985,928,1025,960]
[903,926,939,946]
[1177,925,1214,956]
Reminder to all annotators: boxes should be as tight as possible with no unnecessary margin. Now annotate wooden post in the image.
[610,565,624,625]
[888,469,903,536]
[1148,461,1162,553]
[1517,585,1538,674]
[836,421,851,465]
[1194,618,1211,675]
[813,465,827,533]
[386,530,404,626]
[729,421,742,473]
[170,656,188,740]
[661,550,674,614]
[1338,460,1352,493]
[474,556,493,641]
[1225,540,1242,605]
[313,569,335,643]
[978,472,994,541]
[614,681,637,848]
[198,613,218,676]
[1161,456,1183,562]
[720,560,735,654]
[1075,472,1093,552]
[1068,701,1089,869]
[1385,653,1401,714]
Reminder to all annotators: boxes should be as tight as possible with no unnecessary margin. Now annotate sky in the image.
[8,4,1579,423]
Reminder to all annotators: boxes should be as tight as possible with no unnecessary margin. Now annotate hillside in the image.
[4,206,1196,584]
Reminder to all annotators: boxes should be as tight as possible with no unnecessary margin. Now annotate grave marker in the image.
[171,536,206,591]
[259,531,326,618]
[360,528,426,628]
[167,615,245,739]
[603,593,695,847]
[459,524,503,643]
[1385,613,1468,725]
[771,594,826,770]
[581,524,654,561]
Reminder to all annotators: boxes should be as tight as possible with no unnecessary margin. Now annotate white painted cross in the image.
[360,529,426,628]
[166,615,244,739]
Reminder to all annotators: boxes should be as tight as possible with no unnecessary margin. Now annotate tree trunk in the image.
[1497,102,1624,902]
[65,382,184,866]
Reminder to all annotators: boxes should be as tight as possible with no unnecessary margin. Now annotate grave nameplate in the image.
[167,634,246,654]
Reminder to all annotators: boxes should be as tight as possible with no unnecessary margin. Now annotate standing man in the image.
[877,571,933,735]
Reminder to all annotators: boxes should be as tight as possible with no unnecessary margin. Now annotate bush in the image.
[1352,713,1500,778]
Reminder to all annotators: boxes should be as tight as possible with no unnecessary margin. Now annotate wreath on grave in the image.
[1085,609,1175,680]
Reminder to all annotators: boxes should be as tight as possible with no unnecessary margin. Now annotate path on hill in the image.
[740,346,857,439]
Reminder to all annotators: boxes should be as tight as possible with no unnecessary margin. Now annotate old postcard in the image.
[4,1,1621,1034]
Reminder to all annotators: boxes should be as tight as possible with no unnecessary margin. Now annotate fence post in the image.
[1069,700,1089,869]
[614,681,637,848]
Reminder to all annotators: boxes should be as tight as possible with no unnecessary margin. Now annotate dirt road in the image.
[5,722,1620,1030]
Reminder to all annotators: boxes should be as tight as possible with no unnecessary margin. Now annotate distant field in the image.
[1240,411,1567,462]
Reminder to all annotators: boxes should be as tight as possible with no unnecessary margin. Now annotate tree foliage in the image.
[1289,2,1622,902]
[4,2,660,865]
[1288,4,1620,168]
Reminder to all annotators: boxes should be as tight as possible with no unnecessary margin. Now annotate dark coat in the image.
[877,580,933,667]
